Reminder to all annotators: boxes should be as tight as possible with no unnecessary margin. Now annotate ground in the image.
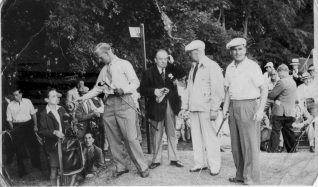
[5,135,318,186]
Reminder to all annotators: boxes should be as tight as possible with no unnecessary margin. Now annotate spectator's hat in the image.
[290,58,300,66]
[79,86,89,94]
[301,72,310,80]
[264,62,274,68]
[185,40,205,51]
[277,64,289,72]
[308,65,315,72]
[226,38,246,49]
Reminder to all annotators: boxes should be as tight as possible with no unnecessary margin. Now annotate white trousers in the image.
[190,111,221,173]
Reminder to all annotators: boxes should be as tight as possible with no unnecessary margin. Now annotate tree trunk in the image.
[243,14,248,37]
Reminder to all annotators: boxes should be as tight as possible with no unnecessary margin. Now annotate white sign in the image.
[129,27,141,38]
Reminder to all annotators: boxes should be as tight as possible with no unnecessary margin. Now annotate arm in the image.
[140,71,156,98]
[6,104,13,130]
[210,63,225,111]
[257,84,268,114]
[122,61,140,94]
[38,113,56,138]
[268,80,284,100]
[28,99,38,131]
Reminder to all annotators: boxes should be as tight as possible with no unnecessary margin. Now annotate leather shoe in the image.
[113,170,129,178]
[149,163,160,169]
[310,146,315,153]
[140,169,149,178]
[189,167,208,172]
[210,172,219,176]
[228,177,244,183]
[170,161,184,168]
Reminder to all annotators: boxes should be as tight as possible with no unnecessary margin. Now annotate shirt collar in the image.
[157,66,165,73]
[196,56,209,67]
[109,55,119,66]
[229,57,248,68]
[12,98,24,104]
[46,105,61,114]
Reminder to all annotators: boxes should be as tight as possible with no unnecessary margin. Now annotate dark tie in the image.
[192,63,199,83]
[161,68,165,82]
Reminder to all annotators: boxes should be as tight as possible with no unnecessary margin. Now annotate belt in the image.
[103,93,132,103]
[12,119,32,124]
[231,98,259,102]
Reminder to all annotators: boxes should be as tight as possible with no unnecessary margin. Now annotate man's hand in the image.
[222,110,229,119]
[154,88,166,97]
[178,109,186,117]
[53,130,65,139]
[210,110,218,121]
[114,88,124,96]
[94,111,101,117]
[76,97,83,102]
[162,88,170,94]
[253,109,263,122]
[34,126,38,132]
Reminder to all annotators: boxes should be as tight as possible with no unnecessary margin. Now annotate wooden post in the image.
[140,23,151,154]
[0,0,4,175]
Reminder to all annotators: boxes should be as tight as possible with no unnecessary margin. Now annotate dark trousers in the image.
[12,120,41,174]
[269,116,296,152]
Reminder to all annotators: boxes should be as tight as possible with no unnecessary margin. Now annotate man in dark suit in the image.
[268,64,297,153]
[140,49,183,169]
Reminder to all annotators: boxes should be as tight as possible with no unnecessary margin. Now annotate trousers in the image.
[150,101,178,163]
[229,99,260,185]
[103,95,148,172]
[190,111,221,173]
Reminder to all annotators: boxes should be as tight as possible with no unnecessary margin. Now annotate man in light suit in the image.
[140,49,184,169]
[268,64,297,153]
[180,40,224,175]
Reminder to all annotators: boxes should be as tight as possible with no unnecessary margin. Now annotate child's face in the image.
[46,90,59,105]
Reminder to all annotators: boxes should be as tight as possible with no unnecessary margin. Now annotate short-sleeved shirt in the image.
[225,58,264,100]
[7,98,36,122]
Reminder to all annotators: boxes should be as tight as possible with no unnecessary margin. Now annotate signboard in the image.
[129,27,141,38]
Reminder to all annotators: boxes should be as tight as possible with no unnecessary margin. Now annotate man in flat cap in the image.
[222,38,268,185]
[268,64,297,153]
[263,62,275,85]
[180,40,224,175]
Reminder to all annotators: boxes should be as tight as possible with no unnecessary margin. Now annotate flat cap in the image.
[277,64,289,72]
[264,62,274,68]
[290,58,300,66]
[185,40,205,51]
[226,38,247,49]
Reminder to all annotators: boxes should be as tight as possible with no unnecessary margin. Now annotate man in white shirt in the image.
[180,40,224,176]
[77,43,149,178]
[6,88,41,177]
[263,62,275,85]
[222,38,268,185]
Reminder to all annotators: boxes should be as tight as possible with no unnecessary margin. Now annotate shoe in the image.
[149,163,161,169]
[228,177,244,183]
[113,170,129,178]
[189,167,208,172]
[140,169,149,178]
[170,161,184,168]
[309,146,315,153]
[210,172,219,176]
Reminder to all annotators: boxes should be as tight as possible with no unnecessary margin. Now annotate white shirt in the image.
[82,56,140,100]
[225,57,264,100]
[7,98,36,122]
[46,105,62,132]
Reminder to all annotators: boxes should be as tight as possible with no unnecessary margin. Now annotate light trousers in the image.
[190,111,221,173]
[103,95,148,172]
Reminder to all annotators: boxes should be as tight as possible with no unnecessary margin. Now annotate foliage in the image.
[1,0,314,81]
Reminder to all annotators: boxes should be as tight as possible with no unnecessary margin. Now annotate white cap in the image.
[185,40,205,51]
[290,58,300,66]
[226,38,247,49]
[264,62,274,68]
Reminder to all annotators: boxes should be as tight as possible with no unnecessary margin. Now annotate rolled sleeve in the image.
[122,61,140,94]
[27,99,36,115]
[252,64,265,88]
[6,104,13,122]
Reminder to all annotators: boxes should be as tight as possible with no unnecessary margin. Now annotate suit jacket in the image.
[38,106,70,152]
[268,76,297,117]
[83,144,104,170]
[140,64,181,121]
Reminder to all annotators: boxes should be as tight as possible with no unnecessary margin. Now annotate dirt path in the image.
[82,151,318,186]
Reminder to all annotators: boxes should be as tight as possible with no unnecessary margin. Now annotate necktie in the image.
[192,63,199,83]
[161,68,165,82]
[106,65,112,83]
